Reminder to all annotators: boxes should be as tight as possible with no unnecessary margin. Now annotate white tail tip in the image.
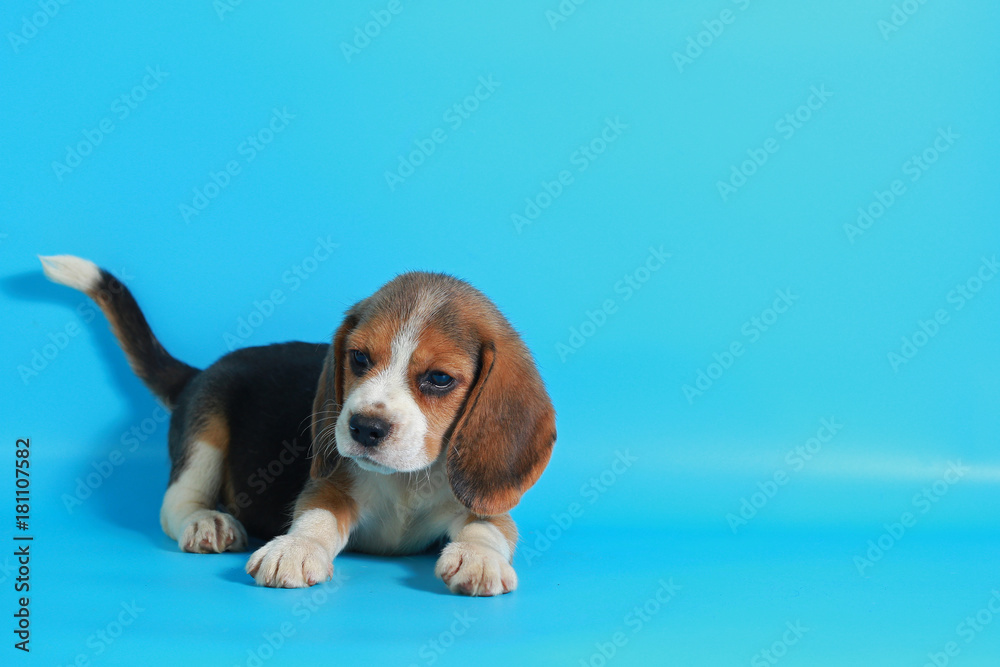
[38,254,102,293]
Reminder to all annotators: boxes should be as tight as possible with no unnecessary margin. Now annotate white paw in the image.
[434,542,517,596]
[179,510,248,553]
[245,535,333,588]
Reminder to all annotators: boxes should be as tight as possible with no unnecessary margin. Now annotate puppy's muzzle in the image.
[348,413,391,448]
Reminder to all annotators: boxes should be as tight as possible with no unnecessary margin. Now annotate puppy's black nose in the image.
[348,414,390,448]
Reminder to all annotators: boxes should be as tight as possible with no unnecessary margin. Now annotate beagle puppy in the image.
[40,255,555,596]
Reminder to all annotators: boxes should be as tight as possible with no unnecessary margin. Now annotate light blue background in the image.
[2,1,999,665]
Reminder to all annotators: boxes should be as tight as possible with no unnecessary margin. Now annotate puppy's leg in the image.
[246,478,356,588]
[160,421,247,553]
[435,513,518,596]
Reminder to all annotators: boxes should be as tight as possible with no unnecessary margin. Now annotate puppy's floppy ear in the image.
[309,314,358,479]
[447,333,556,516]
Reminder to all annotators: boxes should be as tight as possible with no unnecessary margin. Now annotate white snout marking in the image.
[336,291,446,473]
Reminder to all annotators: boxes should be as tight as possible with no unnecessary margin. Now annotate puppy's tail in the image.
[39,255,199,410]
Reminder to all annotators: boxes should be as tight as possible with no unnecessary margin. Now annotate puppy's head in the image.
[309,273,555,515]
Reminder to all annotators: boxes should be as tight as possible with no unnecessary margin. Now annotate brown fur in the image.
[293,476,358,542]
[195,411,230,452]
[309,316,357,479]
[471,513,519,554]
[411,325,478,462]
[446,332,557,516]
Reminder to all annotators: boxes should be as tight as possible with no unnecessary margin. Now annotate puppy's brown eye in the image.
[420,371,455,395]
[349,350,371,376]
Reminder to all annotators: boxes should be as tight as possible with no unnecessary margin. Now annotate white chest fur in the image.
[346,458,464,555]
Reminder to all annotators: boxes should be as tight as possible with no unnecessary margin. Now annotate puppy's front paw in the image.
[245,535,333,588]
[179,510,248,553]
[435,542,517,596]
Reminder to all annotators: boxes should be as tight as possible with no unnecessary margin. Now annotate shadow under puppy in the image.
[40,255,556,596]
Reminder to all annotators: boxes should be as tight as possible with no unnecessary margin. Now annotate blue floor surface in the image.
[10,442,1000,667]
